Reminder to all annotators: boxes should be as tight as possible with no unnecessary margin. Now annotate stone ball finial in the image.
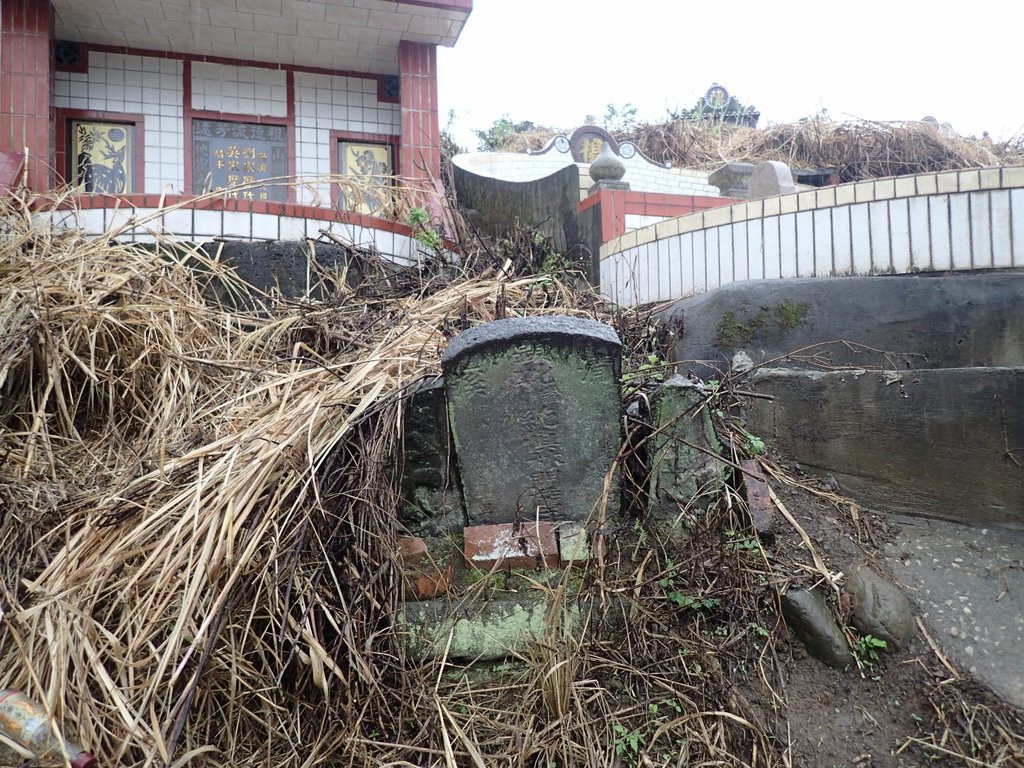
[588,141,626,182]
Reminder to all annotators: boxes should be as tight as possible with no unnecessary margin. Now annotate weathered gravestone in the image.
[648,375,724,517]
[441,316,622,525]
[748,160,795,199]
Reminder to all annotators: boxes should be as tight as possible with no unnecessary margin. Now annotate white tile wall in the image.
[614,159,719,197]
[890,199,911,274]
[294,71,400,205]
[192,62,288,117]
[949,193,972,270]
[868,200,891,272]
[795,210,814,277]
[991,191,1013,268]
[929,196,952,271]
[600,171,1024,306]
[55,52,184,194]
[624,214,663,231]
[54,205,451,266]
[746,219,763,281]
[812,209,832,276]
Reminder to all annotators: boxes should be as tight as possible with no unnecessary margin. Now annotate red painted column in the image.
[0,0,54,191]
[398,40,440,185]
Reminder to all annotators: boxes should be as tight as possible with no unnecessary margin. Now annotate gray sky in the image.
[438,0,1022,153]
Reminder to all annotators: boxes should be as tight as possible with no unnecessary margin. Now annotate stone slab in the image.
[398,375,465,536]
[452,163,592,280]
[745,366,1024,527]
[202,240,363,307]
[463,522,559,570]
[883,515,1024,708]
[647,375,724,518]
[588,180,630,194]
[442,317,622,525]
[709,161,755,198]
[402,597,581,661]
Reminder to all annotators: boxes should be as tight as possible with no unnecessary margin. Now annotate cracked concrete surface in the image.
[883,515,1024,708]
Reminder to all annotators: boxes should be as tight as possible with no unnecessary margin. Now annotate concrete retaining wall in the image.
[663,273,1024,377]
[663,273,1024,526]
[745,366,1024,527]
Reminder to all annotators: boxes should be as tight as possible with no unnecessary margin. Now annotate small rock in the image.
[844,566,917,649]
[398,535,429,563]
[407,565,454,600]
[781,588,852,670]
[557,522,594,565]
[732,350,755,372]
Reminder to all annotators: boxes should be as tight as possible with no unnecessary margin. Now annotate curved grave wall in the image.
[602,167,1024,306]
[452,163,587,269]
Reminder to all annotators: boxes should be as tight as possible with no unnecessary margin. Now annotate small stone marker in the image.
[648,376,724,517]
[740,459,775,540]
[442,316,622,525]
[398,375,465,536]
[748,160,795,199]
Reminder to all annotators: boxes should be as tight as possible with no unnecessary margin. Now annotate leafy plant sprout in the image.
[853,634,888,670]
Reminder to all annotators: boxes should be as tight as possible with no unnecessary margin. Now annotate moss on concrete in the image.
[402,597,582,661]
[714,301,810,351]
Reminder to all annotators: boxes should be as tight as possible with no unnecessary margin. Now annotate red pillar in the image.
[398,41,440,185]
[0,0,54,191]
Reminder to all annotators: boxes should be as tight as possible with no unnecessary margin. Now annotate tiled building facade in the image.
[1,0,470,232]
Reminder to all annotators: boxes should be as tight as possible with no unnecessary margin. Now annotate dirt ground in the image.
[727,476,1024,768]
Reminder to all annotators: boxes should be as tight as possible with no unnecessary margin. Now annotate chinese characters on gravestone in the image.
[192,119,288,202]
[441,317,622,525]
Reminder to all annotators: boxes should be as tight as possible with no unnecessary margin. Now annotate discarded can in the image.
[0,690,97,768]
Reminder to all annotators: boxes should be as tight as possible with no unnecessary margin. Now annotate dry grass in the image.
[1,187,641,766]
[490,117,1024,181]
[3,187,1022,767]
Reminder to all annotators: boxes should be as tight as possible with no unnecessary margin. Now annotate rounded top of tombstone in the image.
[588,142,627,182]
[441,316,622,369]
